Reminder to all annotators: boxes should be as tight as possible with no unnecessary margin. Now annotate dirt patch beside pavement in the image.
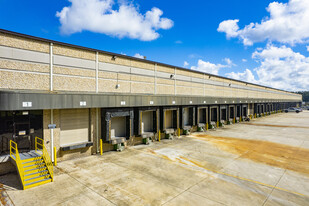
[0,183,14,206]
[193,134,309,175]
[245,123,309,129]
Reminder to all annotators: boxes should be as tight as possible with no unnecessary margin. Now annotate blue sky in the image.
[0,0,308,91]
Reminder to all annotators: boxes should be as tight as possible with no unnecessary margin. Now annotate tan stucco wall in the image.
[0,33,49,53]
[53,45,96,61]
[53,66,96,78]
[0,59,49,73]
[53,75,96,92]
[0,32,302,101]
[0,70,49,90]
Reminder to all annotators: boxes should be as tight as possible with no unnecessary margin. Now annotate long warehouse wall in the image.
[0,30,302,102]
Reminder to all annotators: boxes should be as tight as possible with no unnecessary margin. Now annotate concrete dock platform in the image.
[1,111,309,206]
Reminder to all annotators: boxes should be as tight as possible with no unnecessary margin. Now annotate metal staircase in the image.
[10,137,53,190]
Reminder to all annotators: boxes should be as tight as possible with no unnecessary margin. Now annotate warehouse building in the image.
[0,29,302,171]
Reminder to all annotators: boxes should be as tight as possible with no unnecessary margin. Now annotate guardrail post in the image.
[100,139,103,155]
[54,147,57,166]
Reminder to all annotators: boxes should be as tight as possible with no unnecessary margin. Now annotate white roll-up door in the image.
[142,111,153,133]
[184,108,190,126]
[60,109,89,146]
[111,116,126,138]
[165,110,173,129]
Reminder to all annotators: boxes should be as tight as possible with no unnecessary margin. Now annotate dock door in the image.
[180,106,195,130]
[242,105,248,118]
[261,104,265,114]
[101,109,134,145]
[60,109,90,147]
[161,107,179,134]
[220,105,227,124]
[228,105,235,122]
[209,106,219,127]
[196,106,208,128]
[256,104,261,116]
[134,107,159,139]
[236,105,242,121]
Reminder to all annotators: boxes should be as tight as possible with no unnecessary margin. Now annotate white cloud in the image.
[227,45,309,91]
[252,45,309,91]
[218,0,309,45]
[56,0,174,41]
[191,58,235,75]
[183,61,189,67]
[242,59,247,62]
[175,40,183,44]
[226,69,257,83]
[134,53,144,59]
[217,19,239,39]
[223,58,235,66]
[307,46,309,51]
[191,60,226,75]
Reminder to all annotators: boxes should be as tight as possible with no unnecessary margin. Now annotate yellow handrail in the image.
[10,140,25,188]
[35,137,53,182]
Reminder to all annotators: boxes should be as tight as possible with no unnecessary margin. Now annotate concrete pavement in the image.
[1,111,309,206]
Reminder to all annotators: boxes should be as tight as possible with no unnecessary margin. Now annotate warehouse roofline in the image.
[0,28,300,95]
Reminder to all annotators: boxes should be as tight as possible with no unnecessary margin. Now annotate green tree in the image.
[296,91,309,102]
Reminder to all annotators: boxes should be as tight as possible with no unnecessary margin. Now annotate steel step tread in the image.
[25,174,50,183]
[24,178,52,187]
[22,160,44,166]
[21,157,43,163]
[25,169,49,177]
[23,162,45,169]
[24,166,47,173]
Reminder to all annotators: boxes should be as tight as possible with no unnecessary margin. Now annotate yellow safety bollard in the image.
[206,123,208,131]
[100,139,103,155]
[158,130,161,142]
[217,121,219,128]
[54,147,57,166]
[233,118,235,124]
[177,128,180,137]
[255,113,256,118]
[240,116,242,122]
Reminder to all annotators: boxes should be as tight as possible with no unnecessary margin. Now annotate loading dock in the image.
[209,106,219,128]
[60,109,90,150]
[265,104,270,114]
[180,106,195,133]
[261,104,265,115]
[256,104,261,117]
[134,107,159,143]
[220,105,227,125]
[236,105,242,122]
[0,110,43,154]
[101,109,134,150]
[272,104,274,112]
[248,104,254,116]
[161,107,179,137]
[196,106,208,131]
[0,28,302,172]
[242,104,248,119]
[228,105,235,124]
